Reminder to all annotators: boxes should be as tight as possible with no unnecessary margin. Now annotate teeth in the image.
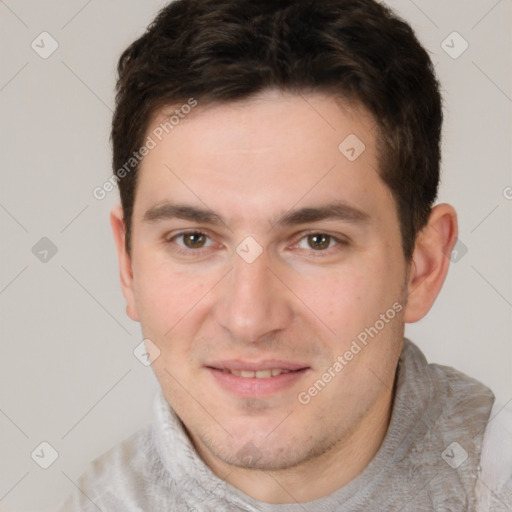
[228,369,292,378]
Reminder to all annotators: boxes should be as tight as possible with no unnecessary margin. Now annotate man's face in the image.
[122,91,409,470]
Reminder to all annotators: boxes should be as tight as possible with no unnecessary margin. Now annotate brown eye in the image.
[182,232,207,248]
[307,233,331,250]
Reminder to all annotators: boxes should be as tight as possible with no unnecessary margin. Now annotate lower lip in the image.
[207,368,309,397]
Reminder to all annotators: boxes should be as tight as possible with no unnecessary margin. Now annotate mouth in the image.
[218,368,295,378]
[205,360,310,397]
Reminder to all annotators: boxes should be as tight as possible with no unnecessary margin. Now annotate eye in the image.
[172,231,214,250]
[296,233,345,251]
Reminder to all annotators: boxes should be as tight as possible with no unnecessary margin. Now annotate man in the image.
[59,0,512,510]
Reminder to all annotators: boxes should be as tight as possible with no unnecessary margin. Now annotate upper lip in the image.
[206,360,309,371]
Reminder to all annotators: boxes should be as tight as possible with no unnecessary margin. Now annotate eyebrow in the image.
[142,201,370,227]
[143,203,223,224]
[275,202,369,226]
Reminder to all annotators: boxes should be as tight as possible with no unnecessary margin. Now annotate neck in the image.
[193,385,394,504]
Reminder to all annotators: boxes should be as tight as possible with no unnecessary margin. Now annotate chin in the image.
[222,444,308,471]
[199,427,329,472]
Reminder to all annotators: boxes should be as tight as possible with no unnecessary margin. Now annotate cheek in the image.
[294,256,402,343]
[132,256,209,339]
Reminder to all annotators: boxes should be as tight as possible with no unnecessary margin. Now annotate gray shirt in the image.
[58,340,512,511]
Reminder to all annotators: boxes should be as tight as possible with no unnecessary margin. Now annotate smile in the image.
[223,369,292,378]
[206,363,310,397]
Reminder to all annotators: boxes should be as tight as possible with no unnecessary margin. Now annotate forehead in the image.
[148,90,376,158]
[134,91,392,226]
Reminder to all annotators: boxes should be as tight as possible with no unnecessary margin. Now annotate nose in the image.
[213,249,294,345]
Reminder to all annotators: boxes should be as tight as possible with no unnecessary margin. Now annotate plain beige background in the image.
[0,0,510,510]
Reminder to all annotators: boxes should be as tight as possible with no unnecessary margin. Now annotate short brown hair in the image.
[112,0,442,258]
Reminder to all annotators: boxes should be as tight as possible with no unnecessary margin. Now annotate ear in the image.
[110,205,140,322]
[404,203,458,323]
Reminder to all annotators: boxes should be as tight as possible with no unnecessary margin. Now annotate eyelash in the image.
[165,230,349,257]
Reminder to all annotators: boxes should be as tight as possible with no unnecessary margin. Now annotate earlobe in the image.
[404,204,458,323]
[110,205,140,322]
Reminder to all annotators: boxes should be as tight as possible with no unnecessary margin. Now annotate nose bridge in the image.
[215,249,292,343]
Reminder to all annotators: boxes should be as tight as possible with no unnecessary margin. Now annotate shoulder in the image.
[476,402,512,512]
[56,424,173,511]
